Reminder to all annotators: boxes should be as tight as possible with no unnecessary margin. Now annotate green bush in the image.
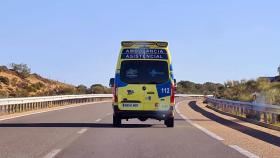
[12,88,29,97]
[217,79,280,105]
[0,76,9,85]
[10,63,31,78]
[55,86,76,95]
[0,90,8,98]
[31,82,45,90]
[177,81,224,95]
[89,84,111,94]
[76,84,87,94]
[0,66,8,72]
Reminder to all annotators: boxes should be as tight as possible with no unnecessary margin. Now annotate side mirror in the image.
[109,78,115,87]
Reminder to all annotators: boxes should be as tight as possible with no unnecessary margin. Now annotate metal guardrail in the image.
[0,94,112,115]
[176,94,213,98]
[205,97,280,125]
[0,94,113,105]
[0,94,206,116]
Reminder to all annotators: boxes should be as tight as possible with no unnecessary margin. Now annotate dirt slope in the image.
[0,66,76,98]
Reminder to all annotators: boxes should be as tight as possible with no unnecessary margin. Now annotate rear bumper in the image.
[113,105,174,120]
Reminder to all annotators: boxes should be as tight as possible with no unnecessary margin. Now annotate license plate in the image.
[123,103,139,108]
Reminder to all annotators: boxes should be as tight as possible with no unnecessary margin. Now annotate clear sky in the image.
[0,0,279,87]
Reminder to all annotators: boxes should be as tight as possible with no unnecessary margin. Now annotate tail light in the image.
[170,84,175,104]
[113,86,118,103]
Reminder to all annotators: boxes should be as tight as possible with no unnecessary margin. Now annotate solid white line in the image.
[42,149,62,158]
[0,101,109,122]
[175,101,224,141]
[191,123,224,141]
[95,118,102,122]
[229,145,260,158]
[77,128,88,134]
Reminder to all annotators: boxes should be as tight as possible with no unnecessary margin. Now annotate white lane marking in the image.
[43,149,62,158]
[95,118,102,122]
[77,128,88,134]
[175,101,224,141]
[191,123,224,141]
[0,101,109,122]
[229,145,260,158]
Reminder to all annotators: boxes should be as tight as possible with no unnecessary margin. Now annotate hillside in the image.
[0,65,76,98]
[176,80,224,95]
[216,79,280,105]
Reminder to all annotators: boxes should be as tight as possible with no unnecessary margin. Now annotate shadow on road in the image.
[188,101,280,147]
[174,118,186,121]
[0,123,156,128]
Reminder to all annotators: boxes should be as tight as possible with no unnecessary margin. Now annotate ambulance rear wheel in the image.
[164,117,174,128]
[113,114,121,127]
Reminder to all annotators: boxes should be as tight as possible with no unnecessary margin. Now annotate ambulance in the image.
[109,41,176,127]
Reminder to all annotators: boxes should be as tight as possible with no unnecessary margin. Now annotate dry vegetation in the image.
[217,79,280,105]
[0,64,111,98]
[177,78,280,105]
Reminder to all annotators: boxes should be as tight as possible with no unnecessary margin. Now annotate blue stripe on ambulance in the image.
[170,64,174,79]
[115,73,128,88]
[156,80,171,98]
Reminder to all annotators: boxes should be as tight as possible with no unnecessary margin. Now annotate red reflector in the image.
[113,87,118,102]
[171,84,175,104]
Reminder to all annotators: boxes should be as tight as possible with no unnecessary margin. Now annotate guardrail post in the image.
[256,111,261,121]
[7,105,10,113]
[271,114,277,124]
[12,104,15,113]
[11,104,14,113]
[17,104,20,113]
[9,104,12,113]
[263,112,268,123]
[5,105,9,114]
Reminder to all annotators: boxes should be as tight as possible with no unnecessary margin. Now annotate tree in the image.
[90,84,106,94]
[176,80,223,95]
[89,84,111,94]
[10,63,31,78]
[0,65,8,72]
[76,84,87,94]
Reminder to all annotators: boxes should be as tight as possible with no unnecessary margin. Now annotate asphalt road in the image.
[0,99,246,158]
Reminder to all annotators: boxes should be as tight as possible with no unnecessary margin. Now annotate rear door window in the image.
[120,60,169,84]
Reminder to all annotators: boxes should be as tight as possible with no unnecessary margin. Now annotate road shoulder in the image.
[176,99,280,158]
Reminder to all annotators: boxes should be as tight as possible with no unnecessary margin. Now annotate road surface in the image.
[0,99,247,158]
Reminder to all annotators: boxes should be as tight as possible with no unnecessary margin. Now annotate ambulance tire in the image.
[113,114,121,127]
[164,117,174,128]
